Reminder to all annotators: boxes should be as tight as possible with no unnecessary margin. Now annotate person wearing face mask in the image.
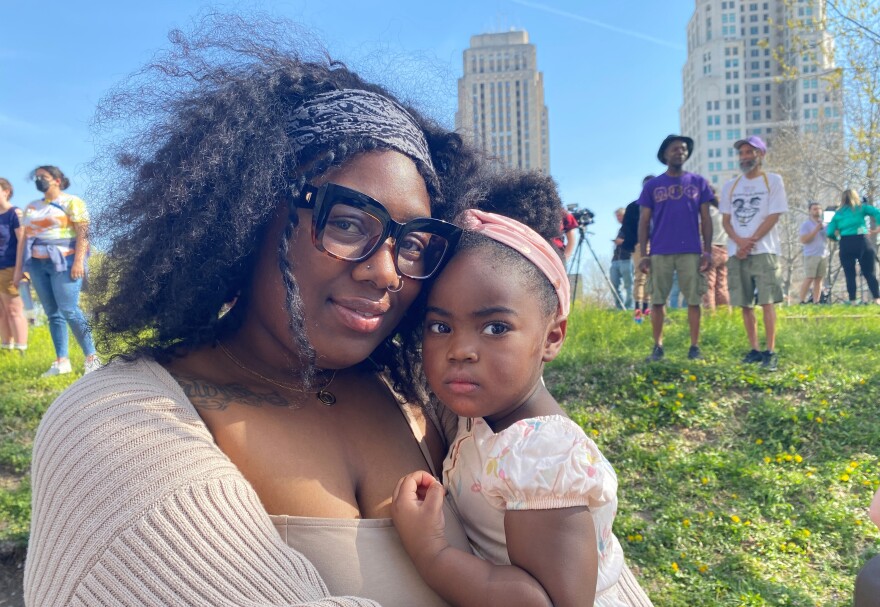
[13,165,100,376]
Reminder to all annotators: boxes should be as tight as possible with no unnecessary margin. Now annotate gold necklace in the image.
[217,342,338,406]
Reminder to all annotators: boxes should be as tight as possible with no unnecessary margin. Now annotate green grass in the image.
[1,308,878,605]
[549,304,880,607]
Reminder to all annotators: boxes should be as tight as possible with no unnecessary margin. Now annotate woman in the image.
[0,178,27,351]
[826,188,880,305]
[24,16,486,606]
[13,166,100,375]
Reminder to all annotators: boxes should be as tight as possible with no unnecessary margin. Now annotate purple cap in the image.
[734,135,767,153]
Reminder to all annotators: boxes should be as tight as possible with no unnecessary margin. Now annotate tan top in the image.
[24,358,461,606]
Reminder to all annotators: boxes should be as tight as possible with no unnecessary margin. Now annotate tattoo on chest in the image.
[175,377,290,410]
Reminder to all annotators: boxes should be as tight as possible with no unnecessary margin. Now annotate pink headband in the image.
[459,209,571,318]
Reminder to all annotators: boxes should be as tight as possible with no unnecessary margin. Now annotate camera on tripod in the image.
[566,204,596,227]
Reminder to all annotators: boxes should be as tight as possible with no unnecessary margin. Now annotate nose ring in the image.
[387,276,405,293]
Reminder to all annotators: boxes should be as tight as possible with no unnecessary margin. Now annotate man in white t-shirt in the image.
[719,136,788,371]
[797,202,829,304]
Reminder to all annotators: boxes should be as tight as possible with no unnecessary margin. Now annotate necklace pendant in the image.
[317,390,337,406]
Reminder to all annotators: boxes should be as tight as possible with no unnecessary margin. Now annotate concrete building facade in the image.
[456,30,550,172]
[680,0,842,186]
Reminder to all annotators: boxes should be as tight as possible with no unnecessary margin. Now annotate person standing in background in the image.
[626,175,653,317]
[720,136,788,371]
[638,135,713,362]
[610,207,634,309]
[826,189,880,305]
[703,191,730,311]
[797,202,828,304]
[0,178,28,352]
[13,166,100,376]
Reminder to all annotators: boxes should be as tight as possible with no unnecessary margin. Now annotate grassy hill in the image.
[1,304,878,606]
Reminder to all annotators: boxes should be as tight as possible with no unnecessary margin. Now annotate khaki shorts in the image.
[0,268,18,297]
[803,255,828,279]
[647,253,706,305]
[727,253,784,307]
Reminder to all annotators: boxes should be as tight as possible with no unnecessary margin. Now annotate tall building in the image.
[680,0,842,186]
[456,30,550,172]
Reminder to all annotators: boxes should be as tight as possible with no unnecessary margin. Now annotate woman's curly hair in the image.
[396,169,566,406]
[88,13,485,393]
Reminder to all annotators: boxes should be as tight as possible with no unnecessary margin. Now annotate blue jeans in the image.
[27,258,96,359]
[610,259,634,309]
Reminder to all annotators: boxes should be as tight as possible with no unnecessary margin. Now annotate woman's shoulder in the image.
[33,358,220,484]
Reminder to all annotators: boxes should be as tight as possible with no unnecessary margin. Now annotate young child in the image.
[391,179,631,606]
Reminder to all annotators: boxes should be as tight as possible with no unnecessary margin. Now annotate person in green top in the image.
[826,188,880,304]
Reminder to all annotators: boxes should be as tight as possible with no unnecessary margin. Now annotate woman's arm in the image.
[392,471,596,607]
[71,221,89,280]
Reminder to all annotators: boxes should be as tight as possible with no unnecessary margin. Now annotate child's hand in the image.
[391,470,449,570]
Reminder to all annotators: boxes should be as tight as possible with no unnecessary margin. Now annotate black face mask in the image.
[35,177,50,193]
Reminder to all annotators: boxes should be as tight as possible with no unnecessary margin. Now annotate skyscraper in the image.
[680,0,842,186]
[456,30,550,172]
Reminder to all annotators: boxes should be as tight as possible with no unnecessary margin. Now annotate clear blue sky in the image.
[1,0,694,275]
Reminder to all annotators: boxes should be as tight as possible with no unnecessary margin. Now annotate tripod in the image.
[569,225,626,309]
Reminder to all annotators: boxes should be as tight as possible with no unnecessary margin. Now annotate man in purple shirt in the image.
[638,134,713,362]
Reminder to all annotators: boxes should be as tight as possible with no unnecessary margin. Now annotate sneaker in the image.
[84,356,103,375]
[687,345,703,360]
[645,344,665,362]
[741,349,763,364]
[643,308,652,317]
[41,359,73,378]
[634,309,643,324]
[761,350,778,371]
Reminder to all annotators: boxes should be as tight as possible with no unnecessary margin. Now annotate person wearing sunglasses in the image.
[25,16,486,607]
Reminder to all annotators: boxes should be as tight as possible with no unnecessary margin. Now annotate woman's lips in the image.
[330,298,389,333]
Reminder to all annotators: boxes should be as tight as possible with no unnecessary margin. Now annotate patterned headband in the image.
[459,209,571,318]
[288,89,435,177]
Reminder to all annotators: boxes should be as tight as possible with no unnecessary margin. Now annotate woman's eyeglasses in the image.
[296,183,461,280]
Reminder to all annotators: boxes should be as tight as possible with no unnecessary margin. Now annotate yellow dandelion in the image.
[591,429,599,436]
[755,438,763,445]
[635,533,643,541]
[683,519,691,527]
[784,454,793,462]
[859,378,866,385]
[671,562,679,572]
[764,456,772,464]
[802,529,810,537]
[856,520,863,526]
[677,392,684,398]
[708,511,714,518]
[806,471,814,477]
[689,375,697,381]
[675,400,682,407]
[744,520,751,526]
[850,461,859,468]
[731,515,741,523]
[794,454,803,463]
[816,417,823,423]
[701,477,709,485]
[840,474,850,482]
[820,399,828,405]
[698,564,708,573]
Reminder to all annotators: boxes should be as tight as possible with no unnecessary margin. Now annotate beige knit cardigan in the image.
[24,358,380,606]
